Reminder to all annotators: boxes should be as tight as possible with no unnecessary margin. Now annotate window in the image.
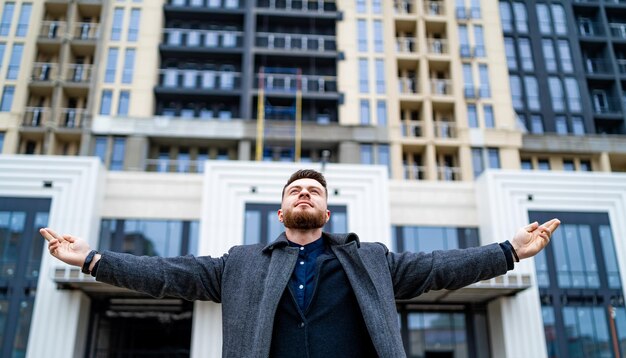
[462,63,474,97]
[488,148,500,168]
[376,100,387,126]
[555,116,568,135]
[531,115,544,134]
[395,226,479,252]
[100,90,112,115]
[536,4,551,34]
[357,20,368,52]
[0,85,13,111]
[551,4,567,35]
[128,8,140,41]
[509,75,523,109]
[359,58,369,93]
[458,25,470,57]
[118,91,130,115]
[0,132,4,153]
[94,136,107,163]
[372,0,381,14]
[563,160,575,171]
[518,38,534,71]
[467,104,478,128]
[471,148,484,178]
[504,37,517,69]
[111,8,124,41]
[375,59,385,93]
[524,76,540,110]
[122,48,135,83]
[110,137,125,171]
[0,43,5,69]
[558,40,573,72]
[373,20,383,53]
[474,25,485,57]
[499,2,512,32]
[580,160,591,172]
[537,159,550,170]
[0,2,14,36]
[378,144,390,175]
[360,99,370,125]
[542,39,556,72]
[521,159,532,170]
[513,2,528,33]
[572,116,585,135]
[6,43,22,79]
[356,0,366,13]
[484,105,494,128]
[360,144,373,164]
[548,77,565,112]
[105,48,118,83]
[15,3,31,37]
[564,78,581,112]
[470,0,480,18]
[478,64,490,98]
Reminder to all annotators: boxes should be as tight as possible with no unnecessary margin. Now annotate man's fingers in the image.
[543,218,561,233]
[62,234,75,243]
[525,221,539,232]
[40,228,57,242]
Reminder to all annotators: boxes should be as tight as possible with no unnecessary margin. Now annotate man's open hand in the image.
[40,228,91,267]
[511,219,560,260]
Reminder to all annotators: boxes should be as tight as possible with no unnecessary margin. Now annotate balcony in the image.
[256,0,337,14]
[257,73,337,94]
[162,28,243,50]
[22,107,52,128]
[401,120,423,138]
[166,0,242,10]
[434,121,457,138]
[427,38,448,55]
[617,59,626,74]
[424,1,445,16]
[71,22,99,41]
[585,58,613,75]
[592,95,621,115]
[255,32,336,53]
[403,165,426,180]
[38,21,67,40]
[394,0,414,15]
[146,158,205,173]
[396,37,417,54]
[437,166,461,181]
[58,108,86,129]
[578,20,605,37]
[62,64,93,83]
[398,77,419,94]
[31,62,59,82]
[158,69,242,91]
[430,79,452,96]
[609,22,626,39]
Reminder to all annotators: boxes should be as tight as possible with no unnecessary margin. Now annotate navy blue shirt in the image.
[287,237,327,311]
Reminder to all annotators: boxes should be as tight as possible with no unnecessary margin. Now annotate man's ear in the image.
[325,210,331,223]
[277,209,284,223]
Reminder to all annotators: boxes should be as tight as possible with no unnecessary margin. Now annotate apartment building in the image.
[0,0,624,357]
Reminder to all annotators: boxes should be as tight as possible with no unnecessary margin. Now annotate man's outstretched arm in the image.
[40,228,226,302]
[388,219,560,299]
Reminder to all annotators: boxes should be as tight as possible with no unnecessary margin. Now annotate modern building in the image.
[0,0,624,357]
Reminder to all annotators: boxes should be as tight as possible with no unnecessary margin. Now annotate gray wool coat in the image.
[95,232,509,358]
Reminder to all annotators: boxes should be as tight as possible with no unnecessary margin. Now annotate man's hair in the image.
[282,169,328,198]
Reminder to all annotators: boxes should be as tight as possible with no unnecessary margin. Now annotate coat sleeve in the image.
[95,250,227,302]
[386,243,509,299]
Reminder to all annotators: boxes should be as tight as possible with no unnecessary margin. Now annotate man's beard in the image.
[282,207,327,230]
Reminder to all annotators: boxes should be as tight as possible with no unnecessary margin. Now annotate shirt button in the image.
[300,247,304,251]
[300,261,304,265]
[300,322,305,328]
[299,284,304,290]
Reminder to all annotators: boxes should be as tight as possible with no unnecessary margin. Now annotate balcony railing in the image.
[159,69,242,90]
[167,0,241,9]
[609,22,626,38]
[72,22,99,40]
[64,64,93,83]
[398,77,419,94]
[617,59,626,73]
[396,37,417,53]
[145,159,205,173]
[403,165,426,180]
[430,79,452,95]
[427,38,448,54]
[31,62,59,81]
[162,28,243,48]
[437,166,461,181]
[256,0,337,13]
[592,95,621,114]
[424,1,445,16]
[23,107,52,127]
[585,58,612,74]
[257,73,337,93]
[578,20,605,36]
[394,0,413,14]
[434,121,457,138]
[39,21,67,40]
[58,108,86,128]
[401,120,423,137]
[256,32,336,52]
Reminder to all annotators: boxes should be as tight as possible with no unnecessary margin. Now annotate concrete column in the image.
[124,135,149,171]
[425,144,437,180]
[599,152,611,172]
[238,140,251,161]
[338,141,361,164]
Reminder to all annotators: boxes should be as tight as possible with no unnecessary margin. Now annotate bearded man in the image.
[41,169,560,358]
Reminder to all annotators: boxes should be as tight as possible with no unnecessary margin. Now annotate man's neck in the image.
[284,227,323,246]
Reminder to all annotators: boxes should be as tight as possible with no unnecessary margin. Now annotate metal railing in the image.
[398,77,419,94]
[609,22,626,38]
[592,96,621,114]
[437,166,461,181]
[396,37,417,53]
[145,159,205,173]
[394,0,413,14]
[39,21,67,39]
[256,0,337,13]
[403,165,427,180]
[401,121,423,137]
[159,69,242,90]
[617,59,626,73]
[72,22,99,40]
[585,58,612,74]
[434,121,457,138]
[167,0,242,9]
[23,107,52,127]
[58,108,86,128]
[578,20,605,36]
[430,79,452,95]
[424,1,445,16]
[427,38,448,54]
[255,32,335,51]
[257,73,337,93]
[64,64,93,83]
[162,28,243,48]
[31,62,59,81]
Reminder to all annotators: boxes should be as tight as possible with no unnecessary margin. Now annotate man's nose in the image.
[298,190,310,198]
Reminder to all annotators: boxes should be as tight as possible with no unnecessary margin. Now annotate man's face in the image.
[278,178,330,230]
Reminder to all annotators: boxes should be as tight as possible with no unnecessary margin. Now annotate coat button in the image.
[300,322,305,328]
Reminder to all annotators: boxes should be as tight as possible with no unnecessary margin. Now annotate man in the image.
[41,169,560,357]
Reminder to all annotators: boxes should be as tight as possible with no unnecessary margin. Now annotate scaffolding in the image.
[255,67,303,162]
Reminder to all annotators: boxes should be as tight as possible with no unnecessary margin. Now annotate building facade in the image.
[0,0,624,357]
